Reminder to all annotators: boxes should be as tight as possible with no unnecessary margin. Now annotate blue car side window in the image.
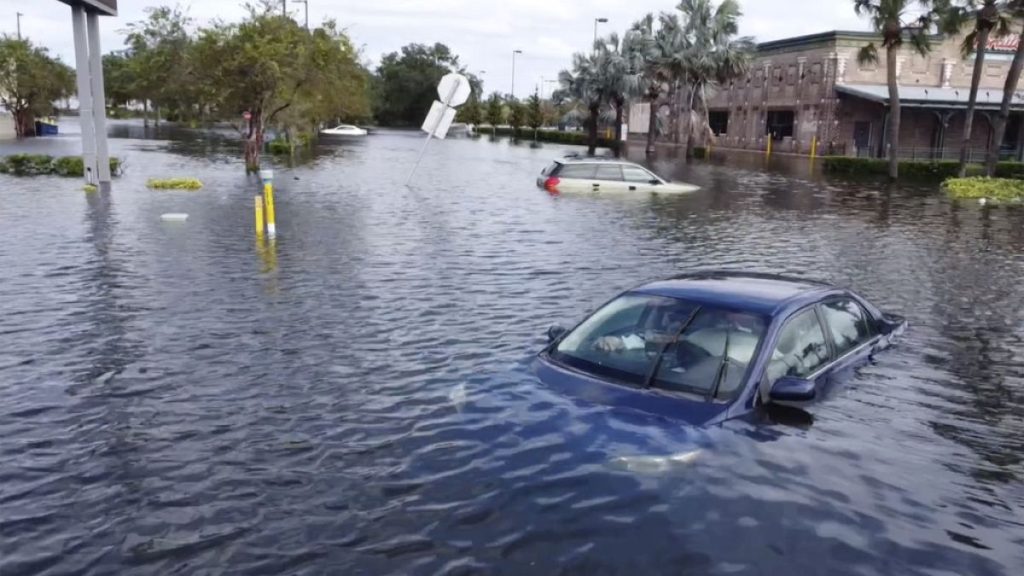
[821,299,873,357]
[766,309,830,386]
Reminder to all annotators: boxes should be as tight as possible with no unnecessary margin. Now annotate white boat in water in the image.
[319,124,368,139]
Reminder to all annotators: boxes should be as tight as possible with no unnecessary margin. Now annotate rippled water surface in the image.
[2,124,1022,575]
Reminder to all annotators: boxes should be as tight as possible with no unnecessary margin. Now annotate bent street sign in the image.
[56,1,118,16]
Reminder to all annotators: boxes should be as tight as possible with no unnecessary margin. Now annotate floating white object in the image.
[978,198,987,205]
[608,449,703,474]
[161,213,189,221]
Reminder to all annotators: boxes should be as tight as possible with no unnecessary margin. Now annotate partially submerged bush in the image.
[823,157,1024,180]
[944,177,1024,201]
[147,178,203,190]
[0,154,123,177]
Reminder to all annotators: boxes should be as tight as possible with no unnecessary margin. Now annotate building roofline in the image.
[756,30,945,53]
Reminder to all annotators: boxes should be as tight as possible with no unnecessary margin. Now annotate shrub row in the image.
[0,154,123,177]
[487,127,613,148]
[943,177,1024,201]
[822,157,1024,180]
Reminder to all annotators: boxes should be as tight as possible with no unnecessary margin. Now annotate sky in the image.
[4,0,868,98]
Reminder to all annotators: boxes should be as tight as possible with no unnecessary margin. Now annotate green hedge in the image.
[0,154,123,177]
[944,177,1024,201]
[488,127,613,148]
[822,157,1024,180]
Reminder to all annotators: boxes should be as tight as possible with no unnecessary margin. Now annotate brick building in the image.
[629,30,1024,160]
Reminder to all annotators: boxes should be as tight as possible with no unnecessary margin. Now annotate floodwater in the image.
[1,121,1022,575]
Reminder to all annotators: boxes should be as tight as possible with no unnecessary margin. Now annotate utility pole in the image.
[294,0,308,30]
[16,12,22,40]
[282,0,287,17]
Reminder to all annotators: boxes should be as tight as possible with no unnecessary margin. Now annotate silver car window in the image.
[558,164,598,179]
[622,166,656,183]
[595,165,623,181]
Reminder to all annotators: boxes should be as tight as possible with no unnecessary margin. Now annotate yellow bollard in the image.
[254,195,265,237]
[810,136,818,161]
[260,170,276,238]
[765,137,772,159]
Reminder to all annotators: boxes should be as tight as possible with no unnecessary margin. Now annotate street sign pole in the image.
[405,73,471,186]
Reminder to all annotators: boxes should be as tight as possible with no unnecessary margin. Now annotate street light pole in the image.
[511,49,522,100]
[282,0,287,17]
[593,17,608,47]
[16,12,22,40]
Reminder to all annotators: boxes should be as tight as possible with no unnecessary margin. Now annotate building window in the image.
[766,110,795,140]
[709,111,729,136]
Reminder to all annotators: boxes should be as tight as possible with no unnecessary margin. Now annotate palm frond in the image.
[857,43,879,65]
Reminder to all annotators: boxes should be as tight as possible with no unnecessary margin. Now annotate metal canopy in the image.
[836,83,1024,111]
[56,1,117,16]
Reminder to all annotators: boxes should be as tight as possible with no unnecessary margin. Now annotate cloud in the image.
[9,0,871,99]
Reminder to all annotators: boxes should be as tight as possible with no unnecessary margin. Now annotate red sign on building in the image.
[987,35,1020,53]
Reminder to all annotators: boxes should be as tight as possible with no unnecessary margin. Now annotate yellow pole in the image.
[254,195,265,237]
[810,136,818,161]
[260,169,276,238]
[766,136,772,159]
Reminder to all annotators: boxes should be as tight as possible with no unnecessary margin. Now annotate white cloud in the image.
[3,0,872,98]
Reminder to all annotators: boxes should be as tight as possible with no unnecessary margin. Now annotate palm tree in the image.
[595,33,640,157]
[946,1,1014,176]
[985,0,1024,175]
[659,0,753,158]
[680,0,754,158]
[557,51,606,155]
[853,0,946,180]
[625,14,671,154]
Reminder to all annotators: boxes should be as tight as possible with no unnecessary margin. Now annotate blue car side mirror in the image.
[769,376,817,403]
[547,325,567,343]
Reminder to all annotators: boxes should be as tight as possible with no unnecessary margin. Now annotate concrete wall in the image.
[0,112,15,139]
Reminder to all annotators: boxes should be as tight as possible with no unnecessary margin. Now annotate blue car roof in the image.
[632,271,834,316]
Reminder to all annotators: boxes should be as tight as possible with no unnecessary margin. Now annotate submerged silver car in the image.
[537,157,700,194]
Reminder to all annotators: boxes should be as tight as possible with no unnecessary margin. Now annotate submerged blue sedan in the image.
[535,271,906,426]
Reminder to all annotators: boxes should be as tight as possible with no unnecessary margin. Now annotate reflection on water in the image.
[0,125,1021,575]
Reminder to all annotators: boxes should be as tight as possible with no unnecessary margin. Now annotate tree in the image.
[508,97,525,137]
[558,50,607,155]
[102,51,135,109]
[458,95,483,126]
[660,0,753,158]
[0,36,75,137]
[625,14,667,154]
[596,33,640,157]
[485,93,504,134]
[527,90,544,139]
[124,5,193,126]
[945,1,1014,175]
[854,0,947,180]
[373,43,461,126]
[186,5,370,170]
[986,1,1024,175]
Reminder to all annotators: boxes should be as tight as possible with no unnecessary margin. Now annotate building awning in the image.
[836,83,1024,111]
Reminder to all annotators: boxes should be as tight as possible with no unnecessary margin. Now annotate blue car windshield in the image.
[552,293,767,401]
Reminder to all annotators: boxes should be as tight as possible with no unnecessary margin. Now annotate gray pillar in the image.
[87,11,111,190]
[71,5,98,186]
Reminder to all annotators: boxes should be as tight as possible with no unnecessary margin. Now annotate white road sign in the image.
[436,73,471,107]
[421,101,458,140]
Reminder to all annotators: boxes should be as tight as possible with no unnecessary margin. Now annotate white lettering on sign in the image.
[987,35,1020,53]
